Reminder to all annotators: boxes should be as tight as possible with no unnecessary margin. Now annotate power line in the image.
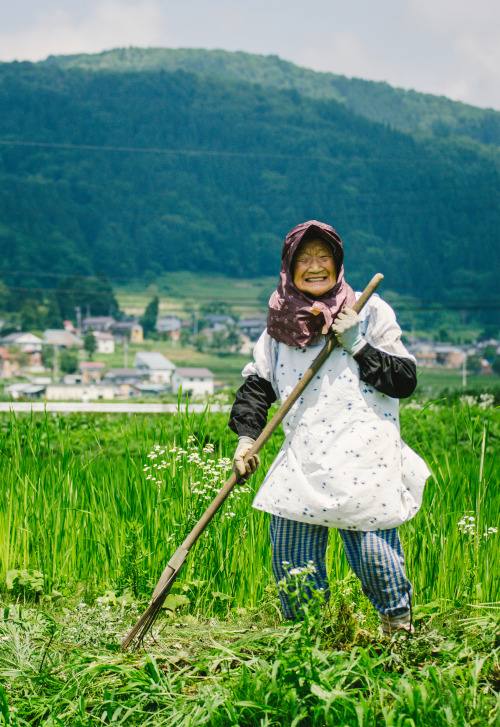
[0,169,497,199]
[1,137,498,165]
[4,284,500,311]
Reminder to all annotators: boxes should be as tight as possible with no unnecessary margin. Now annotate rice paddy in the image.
[0,396,499,725]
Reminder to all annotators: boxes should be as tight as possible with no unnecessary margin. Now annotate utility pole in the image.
[75,306,82,335]
[462,352,467,388]
[53,344,58,382]
[124,338,128,368]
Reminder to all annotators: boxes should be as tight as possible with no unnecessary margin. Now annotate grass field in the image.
[114,272,277,319]
[0,396,499,725]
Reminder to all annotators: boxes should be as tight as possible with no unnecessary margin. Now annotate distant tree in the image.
[9,345,30,368]
[200,301,233,317]
[56,274,119,320]
[140,296,159,338]
[83,331,97,360]
[193,333,208,352]
[467,355,482,374]
[59,349,78,374]
[44,295,63,329]
[20,299,43,331]
[41,345,54,369]
[0,280,10,312]
[225,328,241,351]
[210,327,241,352]
[210,330,226,350]
[180,327,192,346]
[482,345,498,361]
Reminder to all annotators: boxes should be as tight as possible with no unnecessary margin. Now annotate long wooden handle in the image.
[180,273,384,552]
[151,273,384,599]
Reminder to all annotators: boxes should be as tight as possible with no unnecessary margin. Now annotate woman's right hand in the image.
[232,436,260,479]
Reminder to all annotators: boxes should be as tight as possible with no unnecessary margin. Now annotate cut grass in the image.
[1,583,499,726]
[0,400,499,725]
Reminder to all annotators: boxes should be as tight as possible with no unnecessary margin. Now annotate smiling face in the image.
[292,238,337,297]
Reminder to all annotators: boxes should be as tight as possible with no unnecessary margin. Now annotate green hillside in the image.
[0,50,498,329]
[42,47,500,146]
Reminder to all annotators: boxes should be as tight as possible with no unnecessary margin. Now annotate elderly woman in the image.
[229,220,429,636]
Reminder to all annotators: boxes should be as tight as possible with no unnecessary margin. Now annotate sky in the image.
[0,0,499,110]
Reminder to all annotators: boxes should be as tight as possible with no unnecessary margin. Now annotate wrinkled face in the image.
[293,238,337,297]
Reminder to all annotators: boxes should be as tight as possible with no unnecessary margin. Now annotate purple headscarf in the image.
[267,220,356,347]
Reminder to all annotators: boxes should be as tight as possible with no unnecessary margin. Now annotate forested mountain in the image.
[43,48,500,147]
[0,49,498,326]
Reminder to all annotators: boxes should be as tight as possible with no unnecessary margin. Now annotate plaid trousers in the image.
[269,514,412,620]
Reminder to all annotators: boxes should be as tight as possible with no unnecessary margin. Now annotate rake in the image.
[120,272,384,651]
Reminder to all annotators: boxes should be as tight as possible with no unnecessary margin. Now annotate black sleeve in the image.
[228,374,277,440]
[353,342,417,399]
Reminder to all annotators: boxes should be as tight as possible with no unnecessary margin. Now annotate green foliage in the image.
[56,274,118,320]
[117,522,147,598]
[140,295,159,337]
[83,330,97,359]
[0,400,499,725]
[44,47,500,145]
[0,589,499,726]
[59,348,78,374]
[0,57,497,327]
[6,569,45,598]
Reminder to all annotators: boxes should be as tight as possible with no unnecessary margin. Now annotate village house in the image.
[171,367,214,398]
[134,352,176,384]
[103,368,145,385]
[204,314,235,328]
[131,383,170,397]
[44,330,83,349]
[44,383,121,401]
[1,331,43,353]
[434,345,466,368]
[5,383,45,399]
[1,332,44,368]
[93,331,115,354]
[409,341,466,369]
[82,316,115,333]
[0,347,20,378]
[156,316,182,341]
[110,320,144,343]
[79,361,106,383]
[237,318,267,341]
[409,343,437,368]
[103,368,146,397]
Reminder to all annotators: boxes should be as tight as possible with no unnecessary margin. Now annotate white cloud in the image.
[0,0,498,109]
[407,0,500,107]
[408,0,500,37]
[0,0,168,62]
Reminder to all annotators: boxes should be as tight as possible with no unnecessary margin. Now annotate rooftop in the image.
[174,367,214,378]
[134,352,176,370]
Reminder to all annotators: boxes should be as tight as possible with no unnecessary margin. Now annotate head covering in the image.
[267,220,356,347]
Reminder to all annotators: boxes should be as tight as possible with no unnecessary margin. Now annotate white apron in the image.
[244,295,430,531]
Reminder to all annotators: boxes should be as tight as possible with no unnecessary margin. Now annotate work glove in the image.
[331,307,366,355]
[232,436,260,480]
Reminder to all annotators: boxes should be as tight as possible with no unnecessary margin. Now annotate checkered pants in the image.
[269,515,412,620]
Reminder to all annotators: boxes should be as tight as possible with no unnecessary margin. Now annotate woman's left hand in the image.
[331,307,366,354]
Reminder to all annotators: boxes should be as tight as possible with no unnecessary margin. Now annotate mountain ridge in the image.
[0,50,498,329]
[39,46,500,147]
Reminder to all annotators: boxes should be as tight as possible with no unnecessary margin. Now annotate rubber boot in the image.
[379,610,413,639]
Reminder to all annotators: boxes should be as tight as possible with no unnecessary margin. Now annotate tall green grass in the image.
[0,401,498,612]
